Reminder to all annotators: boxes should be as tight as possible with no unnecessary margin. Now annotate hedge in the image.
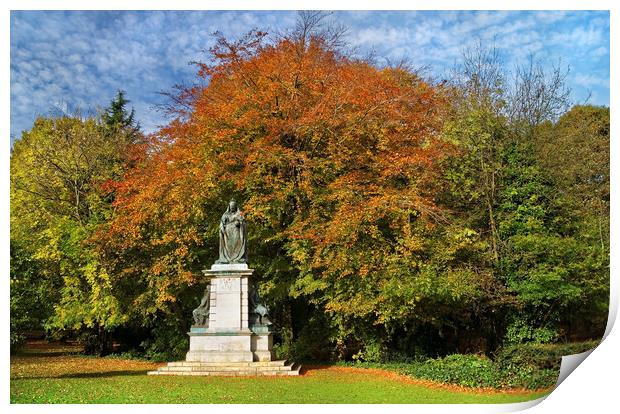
[342,340,600,390]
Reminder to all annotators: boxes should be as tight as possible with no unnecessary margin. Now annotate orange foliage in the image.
[99,30,455,320]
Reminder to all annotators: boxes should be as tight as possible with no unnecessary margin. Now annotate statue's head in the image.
[228,199,237,212]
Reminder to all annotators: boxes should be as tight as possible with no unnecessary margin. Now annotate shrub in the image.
[396,341,600,389]
[401,354,501,388]
[274,332,334,362]
[498,365,558,390]
[504,317,559,344]
[493,340,599,388]
[494,341,599,370]
[352,339,388,363]
[274,314,337,362]
[10,331,26,354]
[140,319,189,362]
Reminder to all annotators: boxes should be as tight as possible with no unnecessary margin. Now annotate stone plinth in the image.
[251,327,274,362]
[147,263,294,376]
[185,264,254,362]
[186,331,254,362]
[182,263,275,363]
[203,264,252,332]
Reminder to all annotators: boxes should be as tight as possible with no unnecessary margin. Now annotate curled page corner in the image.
[556,348,596,387]
[494,395,549,413]
[548,280,618,392]
[502,277,617,411]
[552,290,618,386]
[496,346,600,412]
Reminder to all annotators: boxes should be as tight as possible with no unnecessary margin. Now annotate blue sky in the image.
[10,10,610,143]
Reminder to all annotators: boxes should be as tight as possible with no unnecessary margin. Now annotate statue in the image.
[192,284,211,326]
[215,199,248,264]
[249,281,272,326]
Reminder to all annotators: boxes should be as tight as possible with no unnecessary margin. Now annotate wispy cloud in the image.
[574,73,610,89]
[10,10,609,143]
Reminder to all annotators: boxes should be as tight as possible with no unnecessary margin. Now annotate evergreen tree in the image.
[101,90,140,139]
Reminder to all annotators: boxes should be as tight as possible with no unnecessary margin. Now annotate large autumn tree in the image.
[99,17,499,359]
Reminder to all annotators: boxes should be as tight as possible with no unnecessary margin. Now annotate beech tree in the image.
[98,18,504,359]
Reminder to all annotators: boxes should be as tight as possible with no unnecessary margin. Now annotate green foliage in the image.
[140,316,189,362]
[10,112,139,354]
[532,106,610,338]
[274,310,338,361]
[504,317,559,344]
[402,341,600,390]
[496,140,607,343]
[494,340,599,371]
[493,341,598,389]
[10,242,55,352]
[352,338,388,363]
[442,43,608,351]
[535,105,609,221]
[402,354,501,388]
[101,90,140,139]
[348,341,598,390]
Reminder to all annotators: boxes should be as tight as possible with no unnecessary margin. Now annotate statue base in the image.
[185,325,274,362]
[188,265,266,361]
[147,264,298,375]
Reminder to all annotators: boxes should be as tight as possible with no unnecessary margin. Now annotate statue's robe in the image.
[217,210,247,263]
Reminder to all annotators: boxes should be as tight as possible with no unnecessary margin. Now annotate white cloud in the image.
[591,46,608,57]
[533,11,568,24]
[10,10,610,143]
[354,26,413,47]
[574,74,610,89]
[550,26,605,47]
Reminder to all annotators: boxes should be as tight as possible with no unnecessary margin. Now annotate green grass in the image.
[10,343,550,404]
[11,375,550,404]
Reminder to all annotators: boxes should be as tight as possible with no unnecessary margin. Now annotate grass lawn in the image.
[11,342,551,404]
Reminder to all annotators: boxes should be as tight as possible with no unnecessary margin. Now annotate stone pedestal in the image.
[185,263,274,363]
[147,201,299,377]
[148,263,296,375]
[250,325,274,362]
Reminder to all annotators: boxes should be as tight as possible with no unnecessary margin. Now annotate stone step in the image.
[158,365,294,372]
[147,362,301,377]
[148,369,299,376]
[167,360,288,368]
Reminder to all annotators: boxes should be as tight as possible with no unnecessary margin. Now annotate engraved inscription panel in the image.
[219,277,236,292]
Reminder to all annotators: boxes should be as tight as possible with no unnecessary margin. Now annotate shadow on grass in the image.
[15,351,84,358]
[17,370,152,380]
[298,363,337,375]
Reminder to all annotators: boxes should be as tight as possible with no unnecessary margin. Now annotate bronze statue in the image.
[192,284,211,326]
[215,199,248,264]
[249,281,272,326]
